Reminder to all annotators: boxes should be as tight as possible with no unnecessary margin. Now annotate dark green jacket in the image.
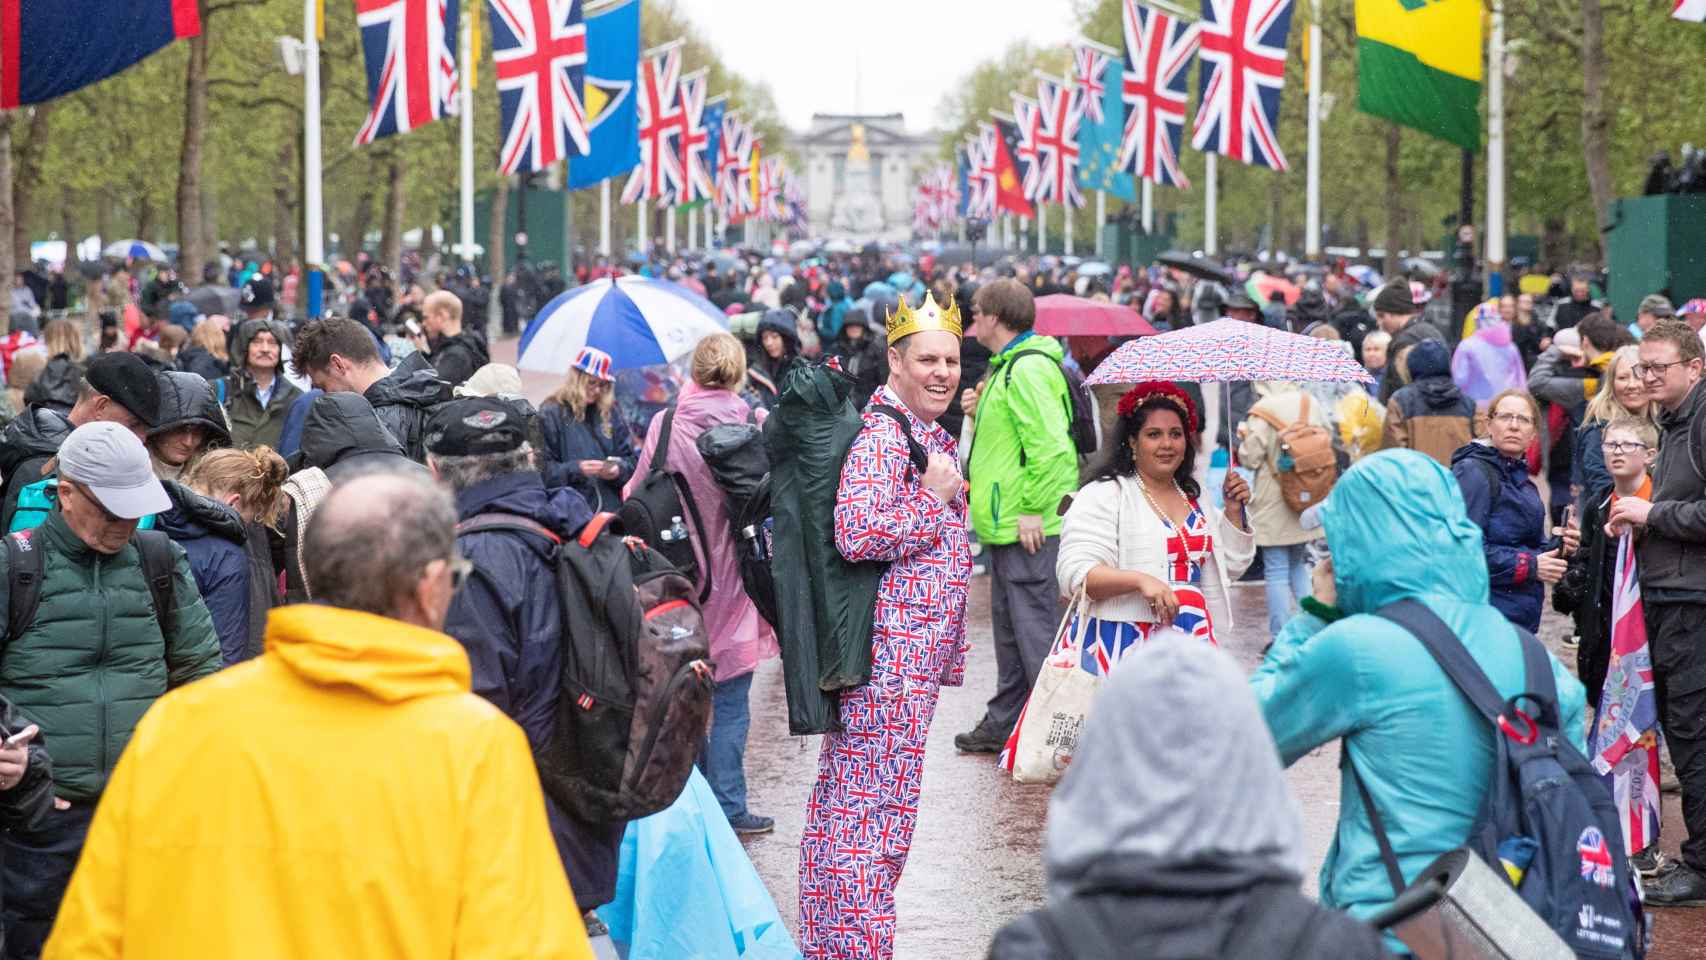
[224,374,305,452]
[0,512,221,801]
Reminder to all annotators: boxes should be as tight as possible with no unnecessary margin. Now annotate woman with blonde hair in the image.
[39,318,82,362]
[1573,344,1655,514]
[182,446,290,663]
[5,349,45,415]
[538,346,636,511]
[177,318,231,382]
[627,331,777,833]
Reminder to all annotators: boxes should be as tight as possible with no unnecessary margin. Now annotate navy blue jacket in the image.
[157,481,251,665]
[538,399,637,513]
[1451,441,1548,632]
[441,470,618,910]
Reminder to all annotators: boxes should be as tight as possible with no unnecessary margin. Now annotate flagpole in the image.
[458,6,475,265]
[666,204,676,254]
[1304,0,1322,260]
[599,179,610,257]
[1037,205,1047,254]
[687,206,696,252]
[1064,202,1074,256]
[1095,190,1105,257]
[637,201,647,260]
[1204,152,1218,256]
[302,0,324,319]
[1486,0,1507,295]
[1141,178,1154,233]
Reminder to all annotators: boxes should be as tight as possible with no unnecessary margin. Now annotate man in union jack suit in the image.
[798,293,973,960]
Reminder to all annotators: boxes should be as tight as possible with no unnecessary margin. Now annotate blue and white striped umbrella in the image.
[101,239,168,263]
[518,277,728,374]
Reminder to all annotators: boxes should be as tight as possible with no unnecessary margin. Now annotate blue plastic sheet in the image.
[601,769,802,960]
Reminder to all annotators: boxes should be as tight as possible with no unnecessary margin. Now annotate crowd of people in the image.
[0,237,1693,960]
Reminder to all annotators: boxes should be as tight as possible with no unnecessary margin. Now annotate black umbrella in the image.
[1400,257,1441,278]
[1156,250,1234,285]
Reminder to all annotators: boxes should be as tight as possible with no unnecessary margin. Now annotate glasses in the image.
[1491,412,1535,426]
[447,554,473,591]
[1634,360,1689,379]
[57,482,126,525]
[1602,440,1649,454]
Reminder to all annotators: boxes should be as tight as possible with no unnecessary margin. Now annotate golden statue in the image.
[848,123,869,163]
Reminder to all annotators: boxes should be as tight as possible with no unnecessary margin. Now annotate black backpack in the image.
[617,408,712,603]
[1352,599,1646,959]
[1004,349,1098,457]
[4,528,177,642]
[453,512,714,824]
[694,409,778,628]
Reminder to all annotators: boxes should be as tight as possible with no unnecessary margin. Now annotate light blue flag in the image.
[1076,57,1136,203]
[566,0,639,189]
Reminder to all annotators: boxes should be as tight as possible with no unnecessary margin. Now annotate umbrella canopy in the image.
[1400,256,1441,278]
[1345,264,1382,288]
[103,239,168,263]
[1076,261,1112,277]
[823,238,856,254]
[1033,294,1156,338]
[1085,319,1374,386]
[517,277,727,374]
[1246,272,1301,307]
[1155,250,1233,285]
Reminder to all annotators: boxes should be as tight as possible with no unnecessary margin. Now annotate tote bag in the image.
[1000,592,1102,784]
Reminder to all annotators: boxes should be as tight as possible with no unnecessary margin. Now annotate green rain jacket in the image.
[968,333,1079,545]
[1249,450,1585,931]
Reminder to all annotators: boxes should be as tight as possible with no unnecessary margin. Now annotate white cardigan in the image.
[1056,476,1256,629]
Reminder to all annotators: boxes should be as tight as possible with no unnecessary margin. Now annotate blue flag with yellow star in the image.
[1075,57,1135,203]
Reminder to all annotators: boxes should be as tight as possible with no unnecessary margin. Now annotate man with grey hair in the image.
[0,421,219,957]
[424,398,619,926]
[43,471,592,956]
[1636,294,1675,338]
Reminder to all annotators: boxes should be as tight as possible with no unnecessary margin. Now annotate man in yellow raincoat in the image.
[42,472,592,960]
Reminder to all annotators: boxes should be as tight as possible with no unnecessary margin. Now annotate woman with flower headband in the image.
[1056,383,1254,653]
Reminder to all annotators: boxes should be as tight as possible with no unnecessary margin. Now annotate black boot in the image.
[1645,862,1706,906]
[954,717,1007,754]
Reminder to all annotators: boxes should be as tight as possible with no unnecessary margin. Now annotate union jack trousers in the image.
[799,386,971,960]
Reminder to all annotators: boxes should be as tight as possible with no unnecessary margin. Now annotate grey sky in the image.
[668,0,1083,133]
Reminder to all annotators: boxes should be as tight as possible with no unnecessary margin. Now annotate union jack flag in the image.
[755,155,786,222]
[1010,94,1042,202]
[1593,532,1664,856]
[1121,0,1201,188]
[619,45,685,206]
[966,129,997,219]
[1072,44,1110,124]
[488,0,590,175]
[676,70,715,204]
[1032,76,1086,208]
[715,111,755,222]
[1190,0,1294,171]
[353,0,460,146]
[912,164,959,234]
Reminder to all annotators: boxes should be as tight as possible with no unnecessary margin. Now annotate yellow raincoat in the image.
[44,605,592,960]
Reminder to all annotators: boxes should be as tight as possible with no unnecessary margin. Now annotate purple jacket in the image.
[628,382,779,682]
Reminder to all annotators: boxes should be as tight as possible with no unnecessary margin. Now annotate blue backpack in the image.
[1352,599,1647,958]
[9,478,157,535]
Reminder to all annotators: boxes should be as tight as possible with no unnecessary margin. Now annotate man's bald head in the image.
[304,471,457,620]
[422,289,462,337]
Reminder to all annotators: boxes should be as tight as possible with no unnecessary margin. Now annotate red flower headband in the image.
[1117,382,1199,433]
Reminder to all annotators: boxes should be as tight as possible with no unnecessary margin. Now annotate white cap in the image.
[58,422,170,520]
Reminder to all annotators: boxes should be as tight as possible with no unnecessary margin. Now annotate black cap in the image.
[425,398,527,457]
[84,352,162,427]
[1221,292,1259,312]
[1372,281,1419,316]
[241,275,275,309]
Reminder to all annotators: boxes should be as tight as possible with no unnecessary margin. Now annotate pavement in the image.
[490,335,1706,958]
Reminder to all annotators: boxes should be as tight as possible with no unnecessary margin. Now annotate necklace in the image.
[1135,473,1210,575]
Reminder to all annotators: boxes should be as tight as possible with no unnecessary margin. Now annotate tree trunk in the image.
[1383,123,1402,277]
[201,181,219,264]
[136,194,157,241]
[1579,0,1613,264]
[272,137,298,266]
[0,114,14,298]
[1541,216,1570,270]
[176,16,210,275]
[343,182,375,263]
[60,188,77,258]
[381,150,405,278]
[1267,182,1283,260]
[486,175,509,340]
[12,105,53,262]
[94,191,112,246]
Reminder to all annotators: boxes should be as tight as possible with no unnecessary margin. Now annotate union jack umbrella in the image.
[1031,76,1085,208]
[1072,44,1110,124]
[1010,94,1043,202]
[1121,0,1201,188]
[676,70,715,204]
[1084,318,1373,386]
[620,44,685,206]
[488,0,591,175]
[1190,0,1295,171]
[354,0,460,146]
[714,111,754,222]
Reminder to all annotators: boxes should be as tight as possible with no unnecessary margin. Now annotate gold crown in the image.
[885,291,963,345]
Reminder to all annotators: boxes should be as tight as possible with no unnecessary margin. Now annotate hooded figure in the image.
[149,372,233,481]
[1251,451,1584,937]
[1451,305,1528,407]
[156,479,252,665]
[363,351,456,463]
[223,317,305,451]
[22,355,79,414]
[745,309,801,408]
[825,307,886,409]
[990,635,1390,960]
[1380,338,1476,468]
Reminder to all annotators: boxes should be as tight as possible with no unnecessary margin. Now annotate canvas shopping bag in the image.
[1000,591,1102,784]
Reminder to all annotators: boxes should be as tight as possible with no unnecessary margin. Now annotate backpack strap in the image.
[1032,897,1113,958]
[1249,407,1290,434]
[1296,391,1310,425]
[455,513,563,545]
[1001,348,1070,468]
[868,404,929,475]
[132,529,178,640]
[3,531,43,648]
[1344,748,1409,897]
[653,407,676,473]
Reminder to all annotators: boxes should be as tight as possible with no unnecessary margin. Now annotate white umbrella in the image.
[517,276,728,374]
[102,239,168,263]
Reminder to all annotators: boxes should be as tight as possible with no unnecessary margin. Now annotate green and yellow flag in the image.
[1355,0,1482,150]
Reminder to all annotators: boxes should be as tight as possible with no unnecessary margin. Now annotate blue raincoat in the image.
[1250,450,1585,931]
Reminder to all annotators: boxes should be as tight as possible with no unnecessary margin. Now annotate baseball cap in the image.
[58,422,171,519]
[84,352,161,427]
[425,398,528,457]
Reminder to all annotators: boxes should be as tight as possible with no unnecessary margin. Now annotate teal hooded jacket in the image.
[1250,450,1585,926]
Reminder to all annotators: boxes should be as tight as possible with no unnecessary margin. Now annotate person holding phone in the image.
[538,348,637,512]
[0,705,55,831]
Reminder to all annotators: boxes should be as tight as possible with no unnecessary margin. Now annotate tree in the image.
[1579,0,1612,263]
[177,0,211,278]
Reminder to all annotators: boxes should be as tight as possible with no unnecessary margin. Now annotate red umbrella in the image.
[1032,294,1156,337]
